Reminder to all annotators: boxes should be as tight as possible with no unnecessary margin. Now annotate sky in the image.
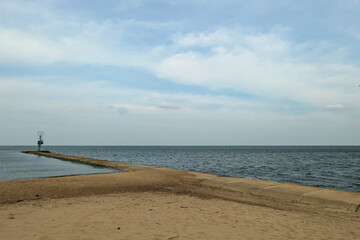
[1,0,360,145]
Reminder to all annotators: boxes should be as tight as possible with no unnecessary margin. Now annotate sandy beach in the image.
[1,166,359,240]
[1,191,359,240]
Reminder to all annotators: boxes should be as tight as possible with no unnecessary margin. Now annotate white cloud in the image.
[0,77,270,116]
[172,28,238,48]
[0,24,137,66]
[0,27,63,64]
[1,77,359,145]
[157,102,181,110]
[1,3,358,113]
[1,2,359,115]
[152,28,360,109]
[0,8,163,67]
[2,22,359,112]
[324,104,347,110]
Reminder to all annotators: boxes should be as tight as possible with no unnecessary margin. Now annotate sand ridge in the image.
[0,169,191,204]
[0,151,359,239]
[17,150,360,213]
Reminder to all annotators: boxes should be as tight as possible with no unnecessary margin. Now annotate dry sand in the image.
[1,170,359,240]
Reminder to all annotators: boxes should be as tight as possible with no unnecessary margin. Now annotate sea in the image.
[0,146,118,181]
[0,146,359,193]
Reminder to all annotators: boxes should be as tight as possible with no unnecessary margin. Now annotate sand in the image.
[1,169,359,239]
[1,191,359,240]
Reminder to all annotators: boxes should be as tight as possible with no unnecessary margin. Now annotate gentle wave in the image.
[45,145,360,193]
[1,146,359,193]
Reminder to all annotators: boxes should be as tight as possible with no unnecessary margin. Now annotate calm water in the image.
[1,146,359,193]
[0,146,118,181]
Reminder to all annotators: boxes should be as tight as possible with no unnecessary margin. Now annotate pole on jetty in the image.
[37,131,44,151]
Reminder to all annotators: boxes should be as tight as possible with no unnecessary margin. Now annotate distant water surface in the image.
[0,146,118,181]
[1,146,359,193]
[42,145,360,193]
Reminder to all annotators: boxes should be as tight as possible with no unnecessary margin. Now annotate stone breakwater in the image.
[19,150,360,212]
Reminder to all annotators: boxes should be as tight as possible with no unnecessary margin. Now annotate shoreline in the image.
[0,150,359,239]
[12,146,360,193]
[9,150,359,212]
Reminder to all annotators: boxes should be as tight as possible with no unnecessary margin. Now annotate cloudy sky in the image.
[1,0,360,145]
